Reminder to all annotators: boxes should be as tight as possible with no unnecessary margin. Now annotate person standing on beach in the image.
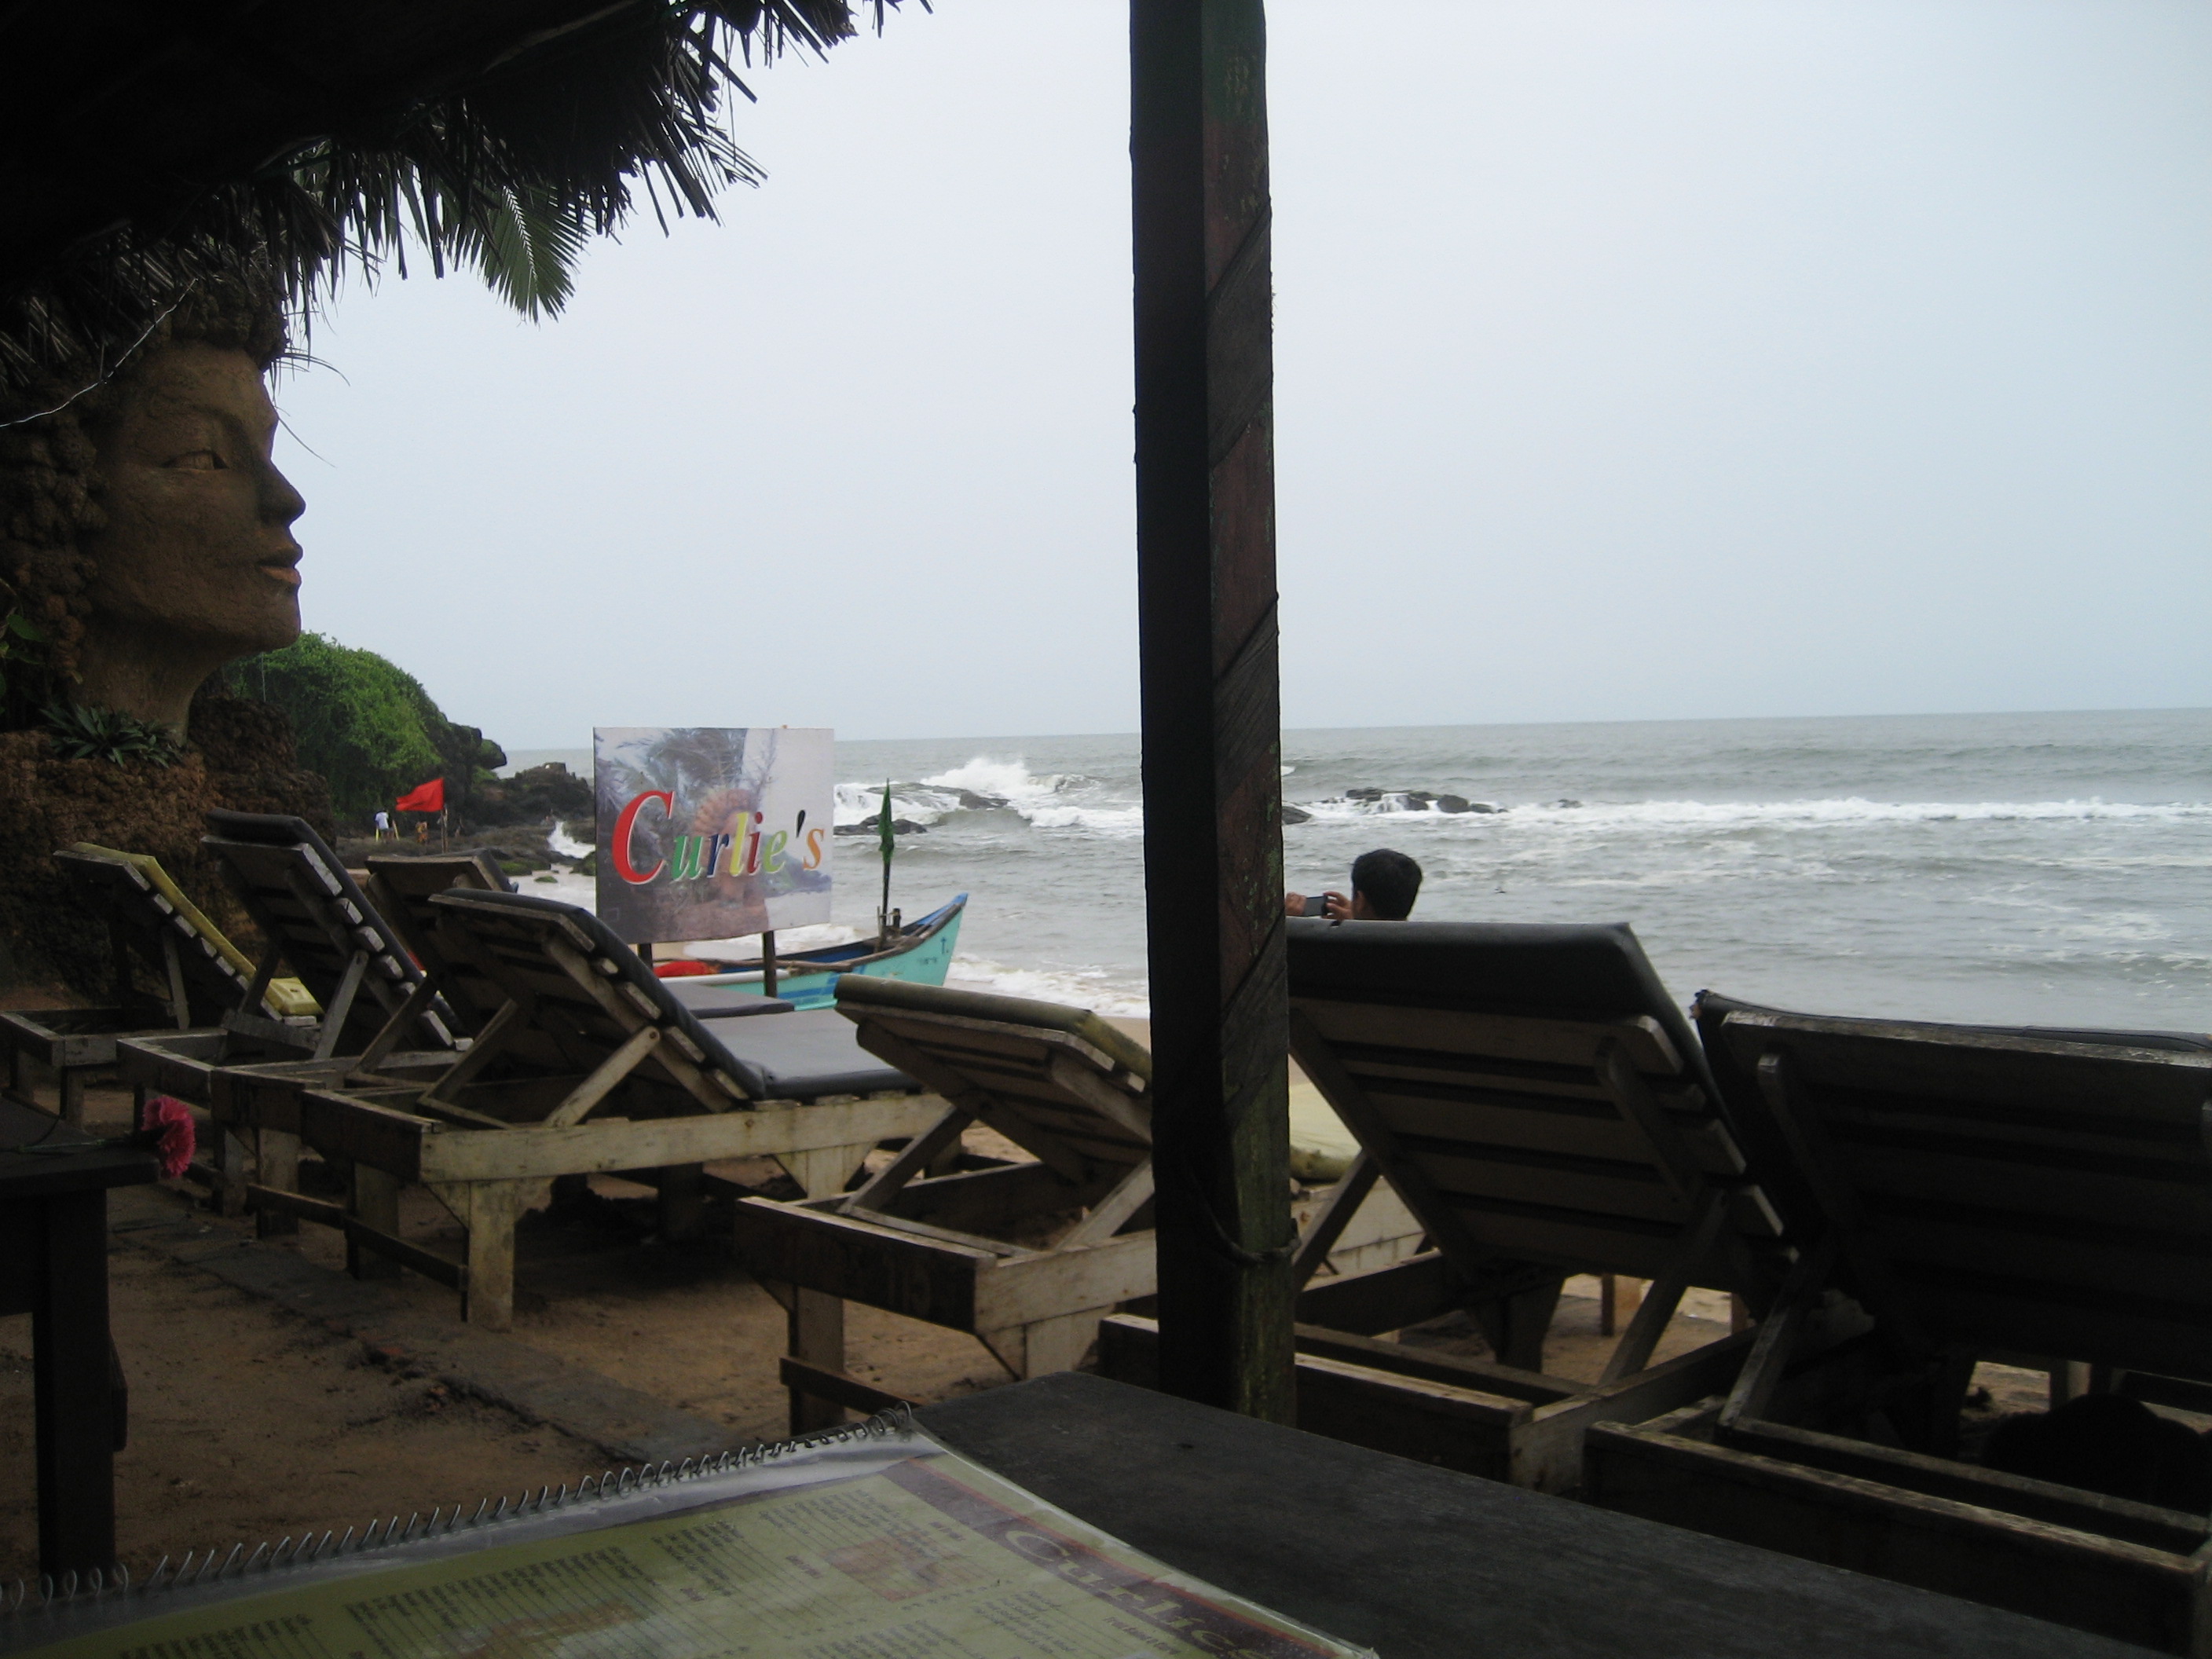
[372,808,391,844]
[1286,848,1423,921]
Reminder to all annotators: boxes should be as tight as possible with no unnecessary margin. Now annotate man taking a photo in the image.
[1286,848,1423,922]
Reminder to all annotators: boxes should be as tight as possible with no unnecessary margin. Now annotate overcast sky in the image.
[270,0,2212,749]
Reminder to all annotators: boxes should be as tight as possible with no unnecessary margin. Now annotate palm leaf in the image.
[0,2,916,396]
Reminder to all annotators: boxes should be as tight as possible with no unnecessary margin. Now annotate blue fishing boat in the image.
[668,895,967,1011]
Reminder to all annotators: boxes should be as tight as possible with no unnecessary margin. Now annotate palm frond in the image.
[0,1,917,397]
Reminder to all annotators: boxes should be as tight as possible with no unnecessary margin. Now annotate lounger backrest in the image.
[364,853,514,1037]
[427,888,770,1104]
[1286,918,1785,1288]
[56,844,320,1023]
[202,811,454,1051]
[836,976,1152,1177]
[1700,994,2212,1382]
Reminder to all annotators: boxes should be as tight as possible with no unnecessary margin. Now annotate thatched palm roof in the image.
[0,1,898,394]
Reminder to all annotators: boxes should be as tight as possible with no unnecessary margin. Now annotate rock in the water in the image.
[1281,803,1313,825]
[1346,786,1383,801]
[474,761,594,828]
[953,789,1009,810]
[1435,794,1472,814]
[1551,798,1584,810]
[834,819,930,837]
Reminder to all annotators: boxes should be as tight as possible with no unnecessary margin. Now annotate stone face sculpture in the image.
[0,284,330,990]
[1,281,296,736]
[73,340,306,731]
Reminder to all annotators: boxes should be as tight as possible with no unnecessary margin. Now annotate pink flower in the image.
[139,1095,196,1181]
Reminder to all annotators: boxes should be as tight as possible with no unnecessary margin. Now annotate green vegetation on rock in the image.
[225,633,504,826]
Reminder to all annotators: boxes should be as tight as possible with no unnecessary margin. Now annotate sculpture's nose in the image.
[261,456,306,529]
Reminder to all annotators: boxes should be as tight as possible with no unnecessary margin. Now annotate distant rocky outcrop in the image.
[472,761,595,829]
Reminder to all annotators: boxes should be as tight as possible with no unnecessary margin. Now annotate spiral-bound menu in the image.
[1,1415,1370,1659]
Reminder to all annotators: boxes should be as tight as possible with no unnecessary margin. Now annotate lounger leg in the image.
[787,1289,847,1436]
[254,1129,300,1237]
[781,1143,870,1199]
[1474,1278,1563,1372]
[347,1166,403,1281]
[58,1068,86,1129]
[2049,1360,2094,1408]
[460,1184,522,1332]
[214,1128,251,1218]
[4,1042,26,1108]
[657,1163,705,1242]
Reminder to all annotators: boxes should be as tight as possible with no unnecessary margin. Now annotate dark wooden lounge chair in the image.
[1584,993,2212,1654]
[1,843,314,1122]
[1108,918,1793,1492]
[291,889,944,1328]
[111,812,472,1225]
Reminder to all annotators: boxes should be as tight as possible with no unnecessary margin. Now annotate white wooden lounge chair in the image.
[730,977,1156,1432]
[1584,994,2212,1654]
[289,889,944,1329]
[732,976,1425,1437]
[1108,919,1793,1492]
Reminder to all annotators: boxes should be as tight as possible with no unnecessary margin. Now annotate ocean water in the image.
[507,707,2212,1031]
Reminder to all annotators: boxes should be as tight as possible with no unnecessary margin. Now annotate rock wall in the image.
[0,693,331,994]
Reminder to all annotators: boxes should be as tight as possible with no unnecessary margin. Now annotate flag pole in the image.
[877,779,895,950]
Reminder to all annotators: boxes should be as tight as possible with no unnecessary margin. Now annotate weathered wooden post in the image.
[1130,0,1295,1422]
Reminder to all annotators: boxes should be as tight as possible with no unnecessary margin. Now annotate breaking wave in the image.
[833,757,1144,837]
[830,763,2212,841]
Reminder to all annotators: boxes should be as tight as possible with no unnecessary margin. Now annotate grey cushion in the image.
[713,1008,917,1100]
[661,980,795,1022]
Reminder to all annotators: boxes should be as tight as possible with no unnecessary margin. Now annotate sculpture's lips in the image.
[261,552,302,588]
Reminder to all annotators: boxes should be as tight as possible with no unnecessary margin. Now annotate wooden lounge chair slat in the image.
[1823,1105,2207,1170]
[1407,1142,1685,1221]
[1354,1086,1749,1179]
[1870,1213,2211,1307]
[1293,998,1687,1075]
[1838,1143,2211,1232]
[1725,1014,2212,1116]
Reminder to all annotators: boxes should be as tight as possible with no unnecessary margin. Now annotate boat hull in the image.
[684,898,965,1011]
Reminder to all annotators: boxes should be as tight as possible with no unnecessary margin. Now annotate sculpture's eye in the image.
[169,449,228,471]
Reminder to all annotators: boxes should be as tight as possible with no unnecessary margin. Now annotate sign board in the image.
[593,727,833,944]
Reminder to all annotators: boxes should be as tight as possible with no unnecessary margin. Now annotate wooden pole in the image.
[1131,0,1294,1423]
[762,930,778,1002]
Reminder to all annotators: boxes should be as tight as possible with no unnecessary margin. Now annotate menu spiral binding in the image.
[2,1404,913,1621]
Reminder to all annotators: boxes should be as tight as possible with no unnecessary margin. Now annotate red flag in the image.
[395,777,445,813]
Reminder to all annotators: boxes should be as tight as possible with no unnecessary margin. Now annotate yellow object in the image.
[1288,1076,1359,1182]
[71,843,320,1018]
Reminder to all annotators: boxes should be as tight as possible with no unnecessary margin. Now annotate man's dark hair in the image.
[1351,848,1423,920]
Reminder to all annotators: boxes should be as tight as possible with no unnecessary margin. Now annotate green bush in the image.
[225,634,504,826]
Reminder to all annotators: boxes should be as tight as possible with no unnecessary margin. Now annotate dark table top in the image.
[920,1372,2154,1659]
[0,1098,158,1200]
